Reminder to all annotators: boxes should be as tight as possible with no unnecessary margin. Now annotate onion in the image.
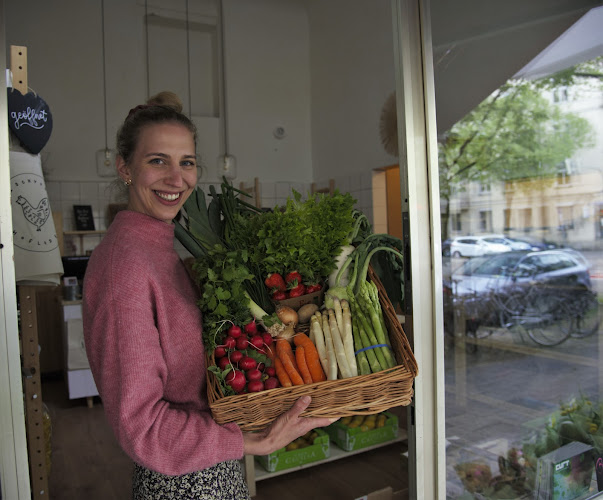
[276,323,296,344]
[275,305,298,326]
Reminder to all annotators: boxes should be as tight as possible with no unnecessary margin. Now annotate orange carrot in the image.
[276,339,304,385]
[295,346,313,384]
[274,356,292,388]
[294,333,327,383]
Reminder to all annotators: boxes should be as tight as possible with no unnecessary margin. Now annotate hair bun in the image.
[147,91,183,113]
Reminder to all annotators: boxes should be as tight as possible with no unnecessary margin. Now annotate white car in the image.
[450,235,511,258]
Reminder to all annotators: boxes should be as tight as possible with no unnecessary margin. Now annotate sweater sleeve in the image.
[83,251,245,476]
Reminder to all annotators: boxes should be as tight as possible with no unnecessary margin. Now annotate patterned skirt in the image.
[132,459,251,500]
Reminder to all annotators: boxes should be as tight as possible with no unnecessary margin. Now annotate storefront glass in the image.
[432,6,603,498]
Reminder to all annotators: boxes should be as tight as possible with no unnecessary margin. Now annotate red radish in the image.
[249,335,264,350]
[264,377,280,390]
[246,368,262,381]
[244,321,258,335]
[236,336,249,350]
[262,333,273,346]
[256,362,265,372]
[225,370,246,393]
[218,356,231,370]
[239,356,257,371]
[265,366,276,377]
[247,380,264,393]
[227,325,242,338]
[223,336,236,350]
[214,346,226,358]
[230,350,243,364]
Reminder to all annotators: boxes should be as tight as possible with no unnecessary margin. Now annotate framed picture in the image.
[73,205,95,231]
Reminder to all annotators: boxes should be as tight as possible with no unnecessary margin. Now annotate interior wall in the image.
[224,0,313,182]
[4,0,317,184]
[306,0,398,181]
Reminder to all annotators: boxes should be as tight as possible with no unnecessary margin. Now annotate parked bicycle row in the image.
[442,249,601,347]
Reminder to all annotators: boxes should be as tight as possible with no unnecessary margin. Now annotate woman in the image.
[83,91,336,499]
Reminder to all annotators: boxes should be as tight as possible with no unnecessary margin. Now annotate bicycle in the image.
[499,284,574,346]
[567,288,600,338]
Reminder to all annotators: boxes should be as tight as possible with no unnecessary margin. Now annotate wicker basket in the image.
[206,267,418,432]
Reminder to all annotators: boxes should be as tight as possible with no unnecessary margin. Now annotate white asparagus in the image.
[311,313,328,375]
[334,297,344,334]
[328,309,352,378]
[321,311,338,380]
[341,300,358,376]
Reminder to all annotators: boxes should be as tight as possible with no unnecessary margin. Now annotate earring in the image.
[124,179,132,186]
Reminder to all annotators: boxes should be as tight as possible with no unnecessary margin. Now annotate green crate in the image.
[255,428,330,472]
[325,412,398,452]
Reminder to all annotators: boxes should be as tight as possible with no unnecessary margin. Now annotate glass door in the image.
[432,4,603,498]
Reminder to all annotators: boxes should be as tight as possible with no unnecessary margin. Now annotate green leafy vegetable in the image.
[247,190,357,283]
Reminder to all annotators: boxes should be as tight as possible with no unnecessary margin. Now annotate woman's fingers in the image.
[242,396,339,456]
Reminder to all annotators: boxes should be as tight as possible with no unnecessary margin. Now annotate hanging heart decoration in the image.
[7,88,53,155]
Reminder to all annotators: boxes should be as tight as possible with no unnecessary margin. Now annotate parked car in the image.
[449,235,511,258]
[442,249,594,331]
[503,236,559,252]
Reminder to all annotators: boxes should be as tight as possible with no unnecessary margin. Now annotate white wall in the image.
[306,0,397,181]
[224,0,314,182]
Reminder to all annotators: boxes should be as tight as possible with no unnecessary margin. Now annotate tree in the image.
[439,62,597,240]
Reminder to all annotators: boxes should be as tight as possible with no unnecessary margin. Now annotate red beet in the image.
[225,370,246,393]
[236,336,249,350]
[218,356,231,370]
[246,368,262,381]
[223,336,236,350]
[239,356,257,371]
[227,325,242,338]
[247,380,264,393]
[264,377,280,390]
[249,335,264,350]
[230,350,243,364]
[244,321,258,335]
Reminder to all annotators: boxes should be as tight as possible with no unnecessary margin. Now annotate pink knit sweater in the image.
[83,210,244,476]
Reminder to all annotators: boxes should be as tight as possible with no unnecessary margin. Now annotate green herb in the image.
[247,190,357,283]
[192,245,255,352]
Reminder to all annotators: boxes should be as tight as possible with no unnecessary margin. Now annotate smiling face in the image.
[117,122,197,223]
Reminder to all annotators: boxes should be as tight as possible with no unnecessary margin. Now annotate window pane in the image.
[435,6,603,497]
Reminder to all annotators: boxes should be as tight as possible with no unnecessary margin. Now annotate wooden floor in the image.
[42,375,409,499]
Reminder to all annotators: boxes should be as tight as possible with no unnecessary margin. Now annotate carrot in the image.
[294,333,327,383]
[274,356,292,388]
[295,346,313,384]
[276,339,304,385]
[276,339,297,368]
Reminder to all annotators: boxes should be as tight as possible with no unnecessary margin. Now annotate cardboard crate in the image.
[326,412,398,452]
[255,428,329,472]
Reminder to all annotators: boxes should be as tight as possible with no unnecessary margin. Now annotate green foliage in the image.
[192,245,256,352]
[247,190,357,283]
[438,60,597,239]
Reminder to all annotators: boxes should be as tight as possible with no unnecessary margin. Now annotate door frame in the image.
[392,0,446,496]
[0,0,32,497]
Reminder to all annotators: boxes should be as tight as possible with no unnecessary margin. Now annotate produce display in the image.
[175,178,406,398]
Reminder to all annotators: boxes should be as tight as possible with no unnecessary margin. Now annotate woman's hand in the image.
[242,396,338,456]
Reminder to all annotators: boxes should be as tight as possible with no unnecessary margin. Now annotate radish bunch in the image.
[214,321,280,394]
